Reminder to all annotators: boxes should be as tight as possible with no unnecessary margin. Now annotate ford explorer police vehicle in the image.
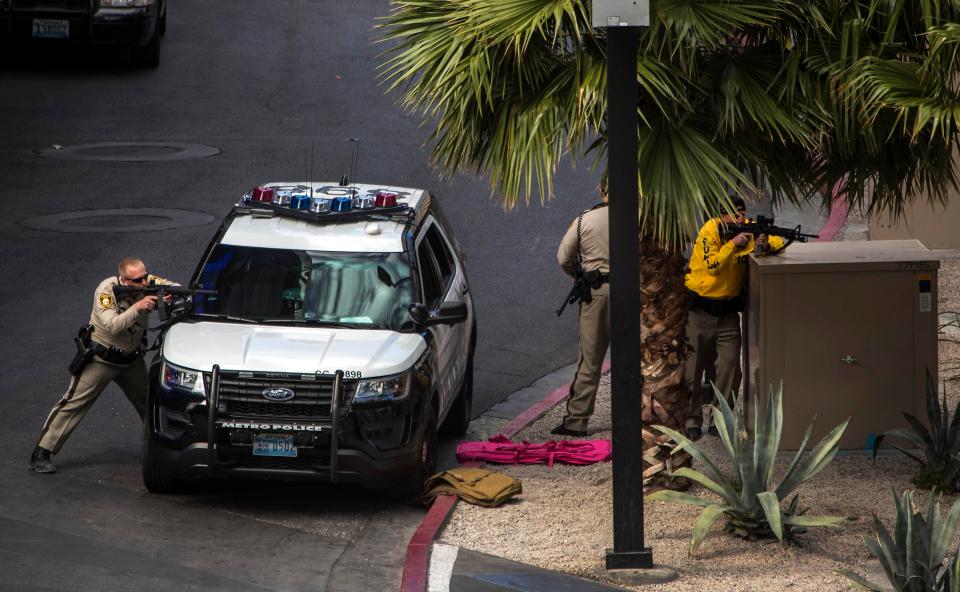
[143,182,475,497]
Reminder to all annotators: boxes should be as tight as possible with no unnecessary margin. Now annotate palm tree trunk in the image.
[639,234,692,491]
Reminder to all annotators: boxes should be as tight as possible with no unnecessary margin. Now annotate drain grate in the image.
[35,142,220,162]
[21,208,214,233]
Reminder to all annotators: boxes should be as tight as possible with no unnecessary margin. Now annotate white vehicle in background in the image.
[143,181,475,498]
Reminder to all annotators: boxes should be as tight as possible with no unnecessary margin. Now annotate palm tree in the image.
[378,0,960,490]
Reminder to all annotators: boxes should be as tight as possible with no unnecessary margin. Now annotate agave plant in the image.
[646,383,848,553]
[839,490,960,592]
[873,370,960,493]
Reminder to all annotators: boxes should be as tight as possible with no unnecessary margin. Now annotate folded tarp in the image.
[455,435,612,468]
[422,466,522,507]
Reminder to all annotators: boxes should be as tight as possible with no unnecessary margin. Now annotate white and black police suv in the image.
[143,182,475,497]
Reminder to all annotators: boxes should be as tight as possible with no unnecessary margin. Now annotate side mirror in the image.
[432,302,468,325]
[408,303,430,326]
[407,302,468,327]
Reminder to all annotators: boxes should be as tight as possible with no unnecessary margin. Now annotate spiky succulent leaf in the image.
[756,491,784,542]
[775,417,849,499]
[690,504,732,554]
[645,489,717,508]
[835,568,886,591]
[668,467,731,500]
[754,382,783,491]
[781,514,845,528]
[653,425,741,503]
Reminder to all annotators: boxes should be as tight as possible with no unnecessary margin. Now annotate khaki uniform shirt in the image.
[90,274,174,353]
[557,205,609,277]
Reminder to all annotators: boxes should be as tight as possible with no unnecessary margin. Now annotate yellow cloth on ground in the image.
[422,466,522,507]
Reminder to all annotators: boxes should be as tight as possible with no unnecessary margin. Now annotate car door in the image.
[415,218,467,415]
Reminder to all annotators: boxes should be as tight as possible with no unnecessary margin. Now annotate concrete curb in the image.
[398,360,610,592]
[399,203,852,591]
[815,189,850,242]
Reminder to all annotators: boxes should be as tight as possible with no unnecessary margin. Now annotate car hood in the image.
[161,321,426,377]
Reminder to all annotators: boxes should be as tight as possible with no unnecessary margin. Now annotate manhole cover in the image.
[21,208,215,233]
[36,142,220,162]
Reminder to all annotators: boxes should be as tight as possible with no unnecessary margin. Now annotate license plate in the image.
[32,19,70,39]
[252,434,297,457]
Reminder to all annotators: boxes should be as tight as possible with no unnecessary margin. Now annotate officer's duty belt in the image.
[687,291,743,317]
[92,342,141,365]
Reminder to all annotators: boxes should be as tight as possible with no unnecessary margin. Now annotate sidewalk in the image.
[402,199,942,592]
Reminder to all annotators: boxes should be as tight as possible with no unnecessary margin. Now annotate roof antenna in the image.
[349,138,360,189]
[304,142,309,193]
[310,139,315,198]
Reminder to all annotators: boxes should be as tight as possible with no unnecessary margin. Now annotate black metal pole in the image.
[604,25,653,570]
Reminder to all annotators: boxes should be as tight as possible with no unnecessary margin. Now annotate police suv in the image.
[143,182,475,497]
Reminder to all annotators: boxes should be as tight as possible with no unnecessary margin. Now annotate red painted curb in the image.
[400,359,611,591]
[815,182,849,242]
[400,493,457,592]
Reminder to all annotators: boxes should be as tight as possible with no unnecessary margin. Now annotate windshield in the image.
[192,245,415,331]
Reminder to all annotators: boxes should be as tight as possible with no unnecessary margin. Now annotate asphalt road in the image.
[0,1,596,590]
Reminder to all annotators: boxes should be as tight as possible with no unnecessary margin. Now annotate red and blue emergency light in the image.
[243,185,409,222]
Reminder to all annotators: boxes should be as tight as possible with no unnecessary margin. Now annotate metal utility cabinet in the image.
[746,240,939,450]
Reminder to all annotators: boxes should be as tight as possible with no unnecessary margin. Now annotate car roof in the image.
[220,182,428,253]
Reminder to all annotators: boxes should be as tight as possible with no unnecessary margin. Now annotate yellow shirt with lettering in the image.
[685,218,784,299]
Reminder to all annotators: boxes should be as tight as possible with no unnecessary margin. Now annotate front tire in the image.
[395,401,438,502]
[132,26,161,68]
[141,406,187,494]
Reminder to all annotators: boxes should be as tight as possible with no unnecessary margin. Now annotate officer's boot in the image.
[29,446,56,474]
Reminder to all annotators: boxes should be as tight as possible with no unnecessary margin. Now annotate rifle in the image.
[723,215,819,254]
[557,204,608,317]
[556,269,605,317]
[113,282,218,322]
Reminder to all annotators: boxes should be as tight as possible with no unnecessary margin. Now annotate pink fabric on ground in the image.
[455,435,612,468]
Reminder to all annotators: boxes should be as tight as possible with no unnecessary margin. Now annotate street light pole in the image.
[596,2,653,571]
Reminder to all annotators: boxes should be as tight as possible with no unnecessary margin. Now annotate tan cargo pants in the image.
[685,308,742,428]
[38,357,148,454]
[561,283,611,432]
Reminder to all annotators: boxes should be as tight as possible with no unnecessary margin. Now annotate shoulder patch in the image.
[98,293,115,310]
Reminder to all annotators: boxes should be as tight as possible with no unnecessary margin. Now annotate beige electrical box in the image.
[746,240,938,450]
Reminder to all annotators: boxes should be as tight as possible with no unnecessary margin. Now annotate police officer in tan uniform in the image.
[552,189,609,437]
[29,258,175,473]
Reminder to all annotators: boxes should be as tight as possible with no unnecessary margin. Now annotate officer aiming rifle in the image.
[113,281,217,322]
[30,258,206,474]
[721,214,819,255]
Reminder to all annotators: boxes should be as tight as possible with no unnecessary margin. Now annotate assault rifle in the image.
[556,269,605,317]
[722,215,819,254]
[113,282,218,322]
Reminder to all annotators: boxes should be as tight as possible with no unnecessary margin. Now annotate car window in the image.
[417,241,443,308]
[424,224,455,287]
[193,245,415,330]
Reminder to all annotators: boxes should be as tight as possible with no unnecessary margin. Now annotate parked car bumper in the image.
[0,5,157,47]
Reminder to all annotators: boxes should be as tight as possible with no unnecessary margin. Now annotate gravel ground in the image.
[439,253,960,591]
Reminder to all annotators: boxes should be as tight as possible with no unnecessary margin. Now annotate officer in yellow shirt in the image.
[684,198,784,440]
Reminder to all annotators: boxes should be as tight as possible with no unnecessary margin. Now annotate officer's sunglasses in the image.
[124,273,150,284]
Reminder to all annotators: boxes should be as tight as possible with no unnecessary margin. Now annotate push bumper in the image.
[149,437,421,487]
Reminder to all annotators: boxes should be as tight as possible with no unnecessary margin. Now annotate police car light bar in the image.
[238,186,412,224]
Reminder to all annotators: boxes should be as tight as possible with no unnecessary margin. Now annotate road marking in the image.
[427,543,459,592]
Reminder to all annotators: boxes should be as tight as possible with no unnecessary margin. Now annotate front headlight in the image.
[160,360,206,397]
[100,0,155,7]
[353,373,410,403]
